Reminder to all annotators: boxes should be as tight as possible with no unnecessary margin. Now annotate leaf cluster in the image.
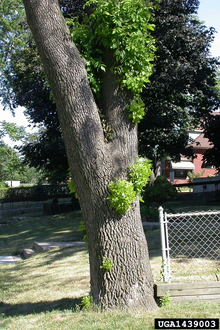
[108,158,152,215]
[128,157,152,199]
[68,0,155,96]
[204,113,220,170]
[139,0,220,163]
[107,179,136,216]
[143,176,177,204]
[100,257,113,271]
[80,295,91,309]
[127,95,145,125]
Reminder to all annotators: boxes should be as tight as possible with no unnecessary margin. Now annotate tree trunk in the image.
[22,0,158,310]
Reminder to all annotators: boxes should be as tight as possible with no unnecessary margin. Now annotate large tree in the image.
[22,0,158,310]
[2,0,219,183]
[139,0,220,175]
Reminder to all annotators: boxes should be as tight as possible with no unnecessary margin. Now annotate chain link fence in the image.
[159,207,220,283]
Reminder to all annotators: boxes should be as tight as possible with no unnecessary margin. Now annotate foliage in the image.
[80,296,91,309]
[0,188,8,199]
[69,0,155,96]
[0,183,72,200]
[0,123,44,184]
[158,291,170,307]
[68,179,78,198]
[108,158,152,215]
[141,204,158,222]
[139,0,220,171]
[107,179,136,216]
[128,157,152,198]
[144,176,177,204]
[0,0,155,182]
[0,0,27,70]
[187,169,205,183]
[100,257,113,271]
[1,0,220,183]
[127,95,145,125]
[0,141,25,182]
[77,220,87,243]
[204,113,220,170]
[0,121,27,142]
[0,1,68,183]
[22,129,69,184]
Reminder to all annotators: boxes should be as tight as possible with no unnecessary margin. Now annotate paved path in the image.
[0,226,158,265]
[0,256,22,264]
[0,241,85,265]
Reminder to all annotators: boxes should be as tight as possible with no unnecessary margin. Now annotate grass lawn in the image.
[0,211,84,255]
[163,200,220,214]
[0,209,220,329]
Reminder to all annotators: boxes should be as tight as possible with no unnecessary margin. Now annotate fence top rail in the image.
[165,210,220,218]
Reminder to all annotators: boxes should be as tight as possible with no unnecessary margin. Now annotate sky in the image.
[0,0,220,145]
[198,0,220,58]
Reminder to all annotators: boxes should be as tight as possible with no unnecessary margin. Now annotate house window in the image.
[174,169,190,179]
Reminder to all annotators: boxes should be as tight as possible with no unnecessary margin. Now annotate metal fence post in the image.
[159,206,168,283]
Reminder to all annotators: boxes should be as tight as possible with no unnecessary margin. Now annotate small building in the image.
[163,121,219,183]
[4,181,21,188]
[193,176,220,193]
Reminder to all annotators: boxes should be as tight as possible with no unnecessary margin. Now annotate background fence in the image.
[159,207,220,283]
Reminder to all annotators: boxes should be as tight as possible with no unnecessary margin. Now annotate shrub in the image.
[143,176,177,205]
[187,170,205,183]
[141,204,159,222]
[0,188,8,199]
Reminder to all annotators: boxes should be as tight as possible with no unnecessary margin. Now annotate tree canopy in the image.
[139,0,220,172]
[2,0,220,311]
[204,113,220,170]
[0,121,43,183]
[1,0,219,180]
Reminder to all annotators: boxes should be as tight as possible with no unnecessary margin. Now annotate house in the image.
[162,118,219,183]
[187,132,217,177]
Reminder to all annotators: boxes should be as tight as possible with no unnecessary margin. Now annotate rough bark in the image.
[22,0,158,310]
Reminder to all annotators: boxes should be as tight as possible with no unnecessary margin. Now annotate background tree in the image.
[22,0,158,310]
[0,121,43,184]
[204,113,220,170]
[0,0,69,182]
[0,142,23,182]
[2,0,219,183]
[139,0,220,177]
[0,121,25,184]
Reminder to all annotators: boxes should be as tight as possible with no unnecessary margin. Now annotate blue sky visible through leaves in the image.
[0,0,220,145]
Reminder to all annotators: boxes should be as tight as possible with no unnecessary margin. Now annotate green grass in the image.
[164,201,220,213]
[0,211,84,255]
[1,303,220,330]
[0,208,220,329]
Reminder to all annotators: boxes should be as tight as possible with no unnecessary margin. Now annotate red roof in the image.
[187,133,213,150]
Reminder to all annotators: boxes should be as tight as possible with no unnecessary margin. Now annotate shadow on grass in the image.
[145,229,161,258]
[0,297,84,317]
[7,246,88,272]
[37,246,88,267]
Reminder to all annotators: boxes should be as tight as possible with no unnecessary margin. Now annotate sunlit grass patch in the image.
[0,211,84,255]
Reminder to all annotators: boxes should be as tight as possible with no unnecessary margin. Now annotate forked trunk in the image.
[22,0,158,310]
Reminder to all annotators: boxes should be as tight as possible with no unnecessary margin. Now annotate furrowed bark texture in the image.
[22,0,157,310]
